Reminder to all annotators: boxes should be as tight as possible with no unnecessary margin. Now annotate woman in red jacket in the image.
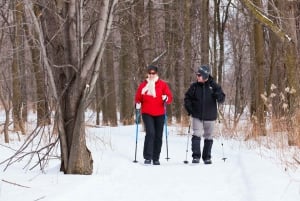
[135,65,173,165]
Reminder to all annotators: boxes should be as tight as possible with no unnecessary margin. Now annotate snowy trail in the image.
[1,125,300,201]
[84,125,299,201]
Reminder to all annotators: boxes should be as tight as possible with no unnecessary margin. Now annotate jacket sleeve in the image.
[208,77,225,104]
[184,84,195,115]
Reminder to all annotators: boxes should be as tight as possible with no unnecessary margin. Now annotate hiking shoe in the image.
[144,159,151,165]
[203,159,212,164]
[153,160,160,165]
[192,158,200,163]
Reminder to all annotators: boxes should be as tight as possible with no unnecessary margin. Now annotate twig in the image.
[1,179,30,188]
[150,50,167,64]
[33,196,46,201]
[293,156,300,164]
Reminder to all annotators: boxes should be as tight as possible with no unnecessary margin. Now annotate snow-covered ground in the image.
[0,124,300,201]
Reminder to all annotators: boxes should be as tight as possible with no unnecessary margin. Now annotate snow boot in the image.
[144,159,151,165]
[153,160,160,165]
[191,135,201,160]
[192,158,200,163]
[202,139,213,164]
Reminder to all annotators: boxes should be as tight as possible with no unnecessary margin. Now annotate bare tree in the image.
[25,0,119,174]
[241,0,299,143]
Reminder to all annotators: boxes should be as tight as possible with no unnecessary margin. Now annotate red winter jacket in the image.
[135,79,173,116]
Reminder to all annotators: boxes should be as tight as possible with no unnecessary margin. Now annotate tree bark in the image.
[26,0,118,174]
[119,2,135,125]
[24,4,51,126]
[11,0,25,134]
[200,0,209,64]
[252,0,266,136]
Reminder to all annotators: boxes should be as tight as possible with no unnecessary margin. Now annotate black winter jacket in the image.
[184,76,225,121]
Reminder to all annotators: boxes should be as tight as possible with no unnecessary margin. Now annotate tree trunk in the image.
[24,4,51,126]
[133,0,146,77]
[174,0,183,123]
[27,0,118,174]
[163,1,179,123]
[0,86,10,143]
[200,0,209,64]
[217,0,231,84]
[119,2,135,125]
[96,76,101,126]
[11,0,25,134]
[252,0,266,136]
[182,0,192,125]
[105,37,117,126]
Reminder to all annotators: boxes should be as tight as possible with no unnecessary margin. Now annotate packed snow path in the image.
[1,125,299,201]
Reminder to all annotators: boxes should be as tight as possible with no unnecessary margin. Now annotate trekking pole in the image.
[164,101,170,161]
[217,104,227,162]
[133,108,140,163]
[218,119,227,162]
[183,118,191,164]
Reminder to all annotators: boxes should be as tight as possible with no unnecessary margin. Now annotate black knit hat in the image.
[147,65,158,73]
[197,65,210,80]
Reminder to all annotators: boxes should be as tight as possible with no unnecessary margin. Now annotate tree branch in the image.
[1,179,30,188]
[240,0,293,43]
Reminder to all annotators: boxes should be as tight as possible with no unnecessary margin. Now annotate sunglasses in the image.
[148,71,157,75]
[196,74,202,77]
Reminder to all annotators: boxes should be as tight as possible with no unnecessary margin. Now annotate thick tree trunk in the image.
[65,91,93,174]
[252,0,266,136]
[27,0,118,174]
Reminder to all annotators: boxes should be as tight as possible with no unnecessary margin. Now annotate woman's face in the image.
[148,70,157,79]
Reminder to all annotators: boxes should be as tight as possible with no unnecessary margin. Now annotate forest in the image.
[0,0,299,174]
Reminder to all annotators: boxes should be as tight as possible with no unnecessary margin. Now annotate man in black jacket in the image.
[184,65,225,164]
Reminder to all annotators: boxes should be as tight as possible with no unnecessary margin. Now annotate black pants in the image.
[142,114,165,161]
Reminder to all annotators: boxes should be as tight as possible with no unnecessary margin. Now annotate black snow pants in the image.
[142,114,165,161]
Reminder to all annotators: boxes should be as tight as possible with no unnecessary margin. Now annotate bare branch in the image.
[150,50,167,65]
[1,179,30,188]
[240,0,293,43]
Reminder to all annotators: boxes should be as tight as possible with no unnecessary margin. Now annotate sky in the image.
[0,123,300,201]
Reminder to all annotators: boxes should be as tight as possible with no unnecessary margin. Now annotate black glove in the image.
[209,76,225,103]
[215,91,225,103]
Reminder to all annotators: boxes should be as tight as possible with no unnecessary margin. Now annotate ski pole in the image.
[133,108,140,163]
[164,101,170,161]
[183,118,191,164]
[217,104,227,162]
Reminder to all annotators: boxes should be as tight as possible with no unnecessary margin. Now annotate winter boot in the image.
[191,136,201,162]
[202,139,213,164]
[153,160,160,165]
[144,159,151,165]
